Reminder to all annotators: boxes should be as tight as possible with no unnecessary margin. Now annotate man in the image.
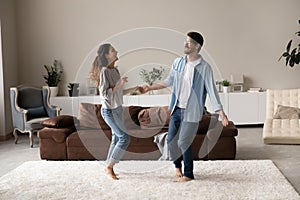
[142,31,229,182]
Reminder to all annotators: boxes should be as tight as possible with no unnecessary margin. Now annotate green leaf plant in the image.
[43,60,63,87]
[139,66,165,86]
[222,80,230,87]
[279,20,300,67]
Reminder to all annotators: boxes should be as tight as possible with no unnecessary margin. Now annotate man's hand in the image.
[218,110,229,127]
[140,85,150,94]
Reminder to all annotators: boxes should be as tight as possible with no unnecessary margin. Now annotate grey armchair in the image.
[10,86,61,147]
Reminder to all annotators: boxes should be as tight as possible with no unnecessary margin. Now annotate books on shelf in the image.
[247,87,262,92]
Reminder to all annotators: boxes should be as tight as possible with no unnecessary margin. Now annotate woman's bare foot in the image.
[175,168,183,178]
[104,166,119,180]
[176,176,193,182]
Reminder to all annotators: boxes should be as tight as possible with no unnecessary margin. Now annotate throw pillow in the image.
[41,115,79,128]
[273,105,300,119]
[138,106,170,129]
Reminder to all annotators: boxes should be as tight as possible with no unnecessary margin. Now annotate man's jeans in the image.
[101,106,130,164]
[167,106,198,179]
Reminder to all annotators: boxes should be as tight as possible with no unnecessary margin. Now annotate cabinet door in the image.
[205,93,228,114]
[228,93,259,124]
[123,95,139,106]
[258,92,267,123]
[138,94,170,106]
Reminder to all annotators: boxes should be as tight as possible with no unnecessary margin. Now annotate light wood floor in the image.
[0,127,299,194]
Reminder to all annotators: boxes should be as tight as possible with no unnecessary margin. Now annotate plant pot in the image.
[68,89,79,97]
[49,87,59,97]
[223,86,231,93]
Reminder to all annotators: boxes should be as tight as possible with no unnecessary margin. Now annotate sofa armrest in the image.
[206,121,238,140]
[38,127,75,143]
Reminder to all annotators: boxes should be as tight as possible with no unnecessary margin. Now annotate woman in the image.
[92,43,139,180]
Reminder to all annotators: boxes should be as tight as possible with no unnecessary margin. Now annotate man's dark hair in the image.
[187,32,204,46]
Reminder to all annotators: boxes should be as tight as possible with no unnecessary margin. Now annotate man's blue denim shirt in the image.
[164,56,223,122]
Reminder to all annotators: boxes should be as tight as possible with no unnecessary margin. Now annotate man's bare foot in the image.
[176,176,193,182]
[175,168,183,178]
[104,167,119,180]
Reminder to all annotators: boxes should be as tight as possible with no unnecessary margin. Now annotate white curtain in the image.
[0,20,5,135]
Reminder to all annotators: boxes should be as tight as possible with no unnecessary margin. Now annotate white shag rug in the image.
[0,160,299,200]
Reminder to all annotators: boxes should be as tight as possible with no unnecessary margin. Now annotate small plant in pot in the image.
[68,83,79,97]
[43,60,63,86]
[222,80,231,93]
[139,66,165,94]
[43,60,63,96]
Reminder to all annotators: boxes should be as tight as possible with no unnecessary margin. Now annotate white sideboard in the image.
[50,94,170,116]
[51,92,266,125]
[205,92,266,125]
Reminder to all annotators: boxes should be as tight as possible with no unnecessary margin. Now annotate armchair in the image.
[10,86,61,147]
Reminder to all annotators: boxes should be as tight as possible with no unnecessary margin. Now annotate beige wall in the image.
[17,0,300,94]
[15,0,300,95]
[1,0,300,135]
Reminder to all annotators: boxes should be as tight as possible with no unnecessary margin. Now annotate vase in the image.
[148,90,154,95]
[223,86,231,93]
[68,89,79,97]
[49,86,58,97]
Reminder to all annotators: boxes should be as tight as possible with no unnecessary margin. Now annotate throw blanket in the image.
[153,132,169,160]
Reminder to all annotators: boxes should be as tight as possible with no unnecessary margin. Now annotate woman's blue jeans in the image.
[167,106,198,179]
[101,106,130,164]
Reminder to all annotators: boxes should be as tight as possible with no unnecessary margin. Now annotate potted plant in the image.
[139,66,165,94]
[222,79,231,93]
[43,60,63,96]
[279,20,300,67]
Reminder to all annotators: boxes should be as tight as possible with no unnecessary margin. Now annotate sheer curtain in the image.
[0,20,5,136]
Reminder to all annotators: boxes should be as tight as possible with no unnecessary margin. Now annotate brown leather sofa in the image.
[38,103,238,160]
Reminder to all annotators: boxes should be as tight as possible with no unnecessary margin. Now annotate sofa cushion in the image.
[273,105,300,119]
[138,106,218,133]
[77,103,110,130]
[78,103,147,130]
[41,115,79,128]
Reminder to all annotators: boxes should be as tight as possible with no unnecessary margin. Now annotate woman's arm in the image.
[143,82,166,93]
[112,76,128,93]
[123,86,141,95]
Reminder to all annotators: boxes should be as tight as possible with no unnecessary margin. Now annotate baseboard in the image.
[0,132,13,141]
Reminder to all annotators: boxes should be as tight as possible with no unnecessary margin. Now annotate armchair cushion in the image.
[41,115,79,128]
[27,106,48,120]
